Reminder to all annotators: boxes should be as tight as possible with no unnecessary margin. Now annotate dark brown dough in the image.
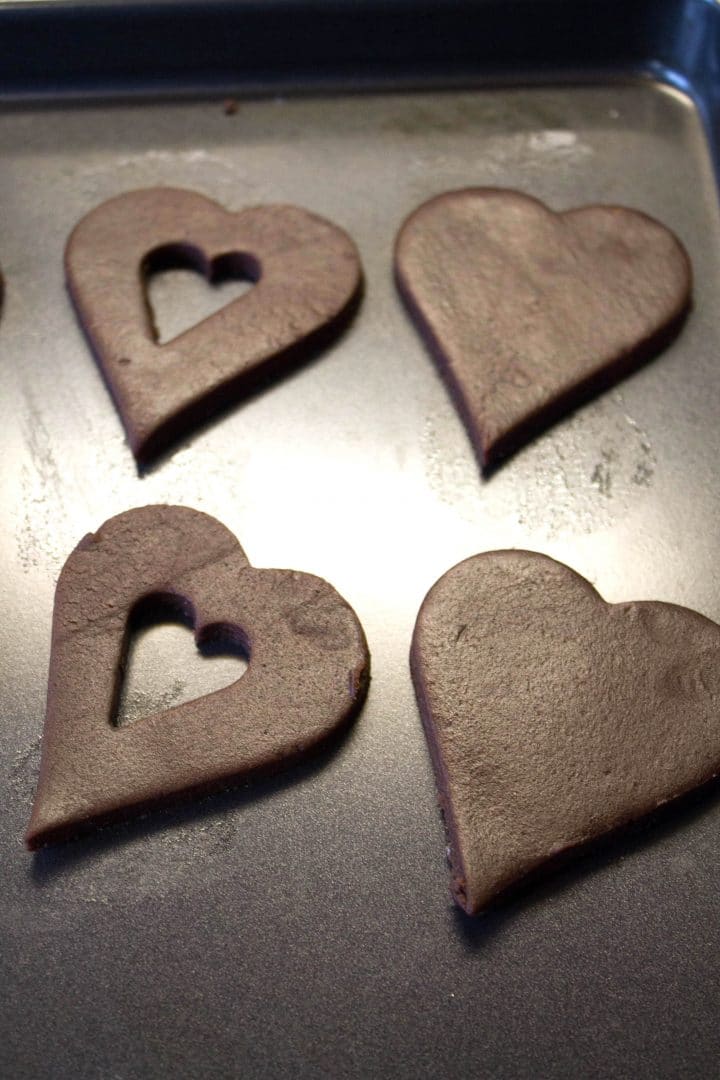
[26,506,370,849]
[65,188,363,463]
[395,188,692,470]
[411,550,720,913]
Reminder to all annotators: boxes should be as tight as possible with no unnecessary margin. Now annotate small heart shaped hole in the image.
[113,592,249,727]
[142,243,260,345]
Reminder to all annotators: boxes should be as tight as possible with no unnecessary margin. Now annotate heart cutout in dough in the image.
[411,550,720,913]
[395,188,692,470]
[26,506,370,849]
[143,248,255,345]
[113,593,248,726]
[65,188,363,463]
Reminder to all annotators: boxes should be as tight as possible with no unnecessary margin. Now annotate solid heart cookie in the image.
[411,550,720,913]
[65,188,363,463]
[395,189,692,469]
[26,506,370,849]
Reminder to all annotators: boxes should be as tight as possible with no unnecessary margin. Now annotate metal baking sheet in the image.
[2,2,720,1077]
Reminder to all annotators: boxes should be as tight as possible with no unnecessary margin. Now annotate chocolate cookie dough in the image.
[26,506,370,849]
[411,550,720,913]
[66,188,363,463]
[395,189,691,469]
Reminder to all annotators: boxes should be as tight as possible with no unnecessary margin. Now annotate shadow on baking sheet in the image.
[62,262,363,473]
[28,697,366,885]
[452,774,720,945]
[133,277,365,472]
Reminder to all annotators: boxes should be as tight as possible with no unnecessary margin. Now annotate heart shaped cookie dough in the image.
[26,506,370,849]
[395,189,691,469]
[411,550,720,913]
[66,188,363,463]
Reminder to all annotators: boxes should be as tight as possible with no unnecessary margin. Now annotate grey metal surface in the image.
[2,83,720,1078]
